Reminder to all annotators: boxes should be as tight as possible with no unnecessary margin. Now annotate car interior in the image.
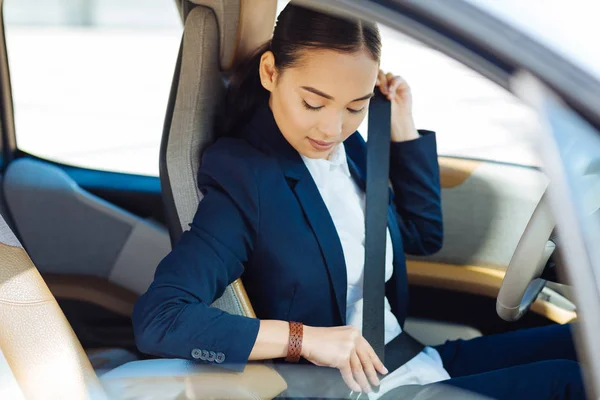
[0,0,578,399]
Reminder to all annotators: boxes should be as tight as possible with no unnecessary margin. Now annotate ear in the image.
[259,51,278,92]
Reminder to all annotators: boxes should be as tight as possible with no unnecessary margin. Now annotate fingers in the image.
[350,351,372,393]
[357,347,381,388]
[360,337,388,376]
[335,327,390,394]
[377,70,406,100]
[387,77,402,101]
[382,72,395,96]
[339,361,362,393]
[387,75,409,102]
[366,342,388,376]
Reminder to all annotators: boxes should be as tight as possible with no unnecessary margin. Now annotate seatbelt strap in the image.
[363,91,425,368]
[362,90,391,362]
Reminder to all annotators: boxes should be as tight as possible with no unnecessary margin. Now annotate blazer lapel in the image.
[292,176,348,323]
[247,104,348,323]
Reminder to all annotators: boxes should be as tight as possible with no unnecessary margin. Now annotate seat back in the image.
[0,214,105,399]
[161,0,277,317]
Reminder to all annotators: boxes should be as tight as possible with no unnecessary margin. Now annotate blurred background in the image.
[3,0,540,177]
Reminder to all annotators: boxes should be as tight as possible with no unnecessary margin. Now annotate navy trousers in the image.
[431,323,584,399]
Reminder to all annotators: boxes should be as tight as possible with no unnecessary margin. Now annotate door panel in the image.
[439,157,481,189]
[407,260,576,324]
[424,157,549,268]
[408,157,575,325]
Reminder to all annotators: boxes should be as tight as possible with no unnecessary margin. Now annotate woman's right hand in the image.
[301,325,389,393]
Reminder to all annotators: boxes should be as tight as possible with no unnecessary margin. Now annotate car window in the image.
[5,0,540,176]
[3,0,182,177]
[359,25,542,167]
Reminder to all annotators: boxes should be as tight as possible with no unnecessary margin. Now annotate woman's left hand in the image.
[376,70,419,142]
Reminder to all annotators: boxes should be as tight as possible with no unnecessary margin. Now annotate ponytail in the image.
[218,42,271,137]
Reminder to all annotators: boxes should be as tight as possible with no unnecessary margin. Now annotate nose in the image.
[317,110,343,139]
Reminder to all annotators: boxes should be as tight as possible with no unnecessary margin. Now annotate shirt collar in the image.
[301,143,352,178]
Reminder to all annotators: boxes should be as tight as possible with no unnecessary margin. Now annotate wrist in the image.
[285,321,304,362]
[391,115,419,142]
[299,325,313,359]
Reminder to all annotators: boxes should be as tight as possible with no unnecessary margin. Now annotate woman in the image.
[133,4,584,399]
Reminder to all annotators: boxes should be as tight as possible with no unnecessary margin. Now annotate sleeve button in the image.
[208,351,216,362]
[191,349,202,359]
[215,352,226,364]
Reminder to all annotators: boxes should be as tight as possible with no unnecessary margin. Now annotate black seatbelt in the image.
[362,90,391,362]
[363,90,424,369]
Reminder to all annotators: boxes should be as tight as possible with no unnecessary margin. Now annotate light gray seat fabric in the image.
[0,211,21,248]
[3,157,170,295]
[160,0,277,317]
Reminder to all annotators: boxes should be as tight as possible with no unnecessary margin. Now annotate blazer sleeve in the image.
[389,130,443,256]
[132,141,262,372]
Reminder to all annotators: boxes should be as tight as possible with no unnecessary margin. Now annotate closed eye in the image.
[302,100,323,111]
[347,107,365,115]
[303,100,365,114]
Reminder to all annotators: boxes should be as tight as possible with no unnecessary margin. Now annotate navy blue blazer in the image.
[132,104,443,372]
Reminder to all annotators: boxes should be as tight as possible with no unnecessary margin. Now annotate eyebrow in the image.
[300,86,374,102]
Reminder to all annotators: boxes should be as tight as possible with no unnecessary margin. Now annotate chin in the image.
[303,149,329,160]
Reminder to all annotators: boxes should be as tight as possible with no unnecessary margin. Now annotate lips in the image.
[308,138,335,152]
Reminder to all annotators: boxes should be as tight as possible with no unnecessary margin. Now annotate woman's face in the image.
[260,49,379,159]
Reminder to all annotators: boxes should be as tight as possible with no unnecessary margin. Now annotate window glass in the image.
[360,25,541,167]
[6,1,540,175]
[4,0,182,176]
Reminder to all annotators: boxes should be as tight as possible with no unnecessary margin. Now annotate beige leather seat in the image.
[0,213,107,399]
[0,209,286,399]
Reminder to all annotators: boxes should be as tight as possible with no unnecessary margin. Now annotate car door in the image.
[512,71,600,399]
[0,0,180,350]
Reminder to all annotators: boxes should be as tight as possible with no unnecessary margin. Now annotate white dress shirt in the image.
[301,142,450,398]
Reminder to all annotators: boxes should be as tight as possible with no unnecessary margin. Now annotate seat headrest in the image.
[189,0,278,71]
